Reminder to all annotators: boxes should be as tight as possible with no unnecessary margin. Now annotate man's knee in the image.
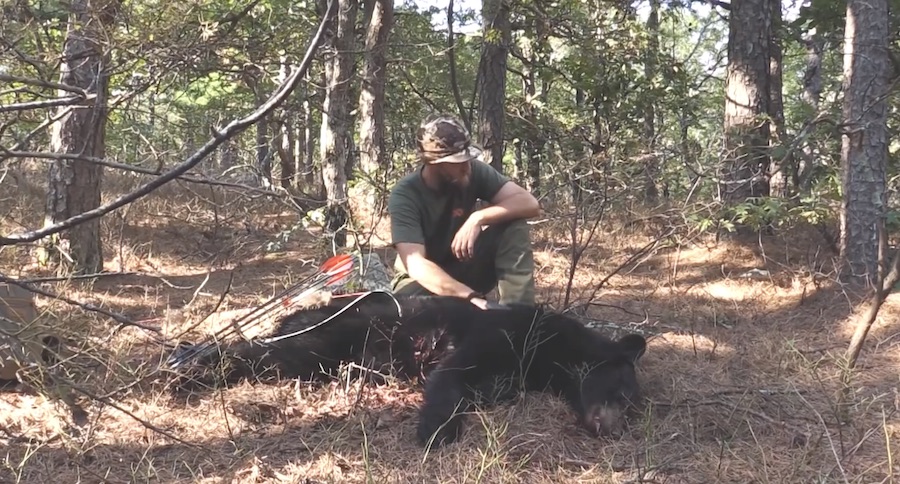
[494,219,534,261]
[493,219,535,305]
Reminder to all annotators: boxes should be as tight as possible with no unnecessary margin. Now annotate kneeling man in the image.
[388,114,540,309]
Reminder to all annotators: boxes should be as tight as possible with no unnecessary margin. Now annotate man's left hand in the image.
[451,213,484,261]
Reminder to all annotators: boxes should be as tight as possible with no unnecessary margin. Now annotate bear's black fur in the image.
[174,292,479,388]
[415,303,647,448]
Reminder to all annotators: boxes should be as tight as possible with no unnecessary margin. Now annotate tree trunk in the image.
[43,0,114,275]
[355,0,393,209]
[571,88,586,206]
[299,69,317,192]
[242,65,273,188]
[446,0,470,129]
[219,141,238,173]
[475,0,510,172]
[519,16,545,194]
[276,117,297,191]
[766,0,789,199]
[320,0,358,248]
[797,31,824,193]
[642,0,660,204]
[275,58,296,190]
[839,0,890,287]
[256,114,272,187]
[587,98,607,197]
[722,0,771,206]
[513,139,524,179]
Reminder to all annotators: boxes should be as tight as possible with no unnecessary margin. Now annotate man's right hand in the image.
[468,297,510,310]
[395,243,511,311]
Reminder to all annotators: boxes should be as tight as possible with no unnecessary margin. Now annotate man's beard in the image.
[435,172,469,194]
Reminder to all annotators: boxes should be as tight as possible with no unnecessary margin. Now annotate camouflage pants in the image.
[391,218,536,305]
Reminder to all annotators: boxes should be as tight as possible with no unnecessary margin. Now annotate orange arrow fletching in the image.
[325,260,355,285]
[320,253,352,273]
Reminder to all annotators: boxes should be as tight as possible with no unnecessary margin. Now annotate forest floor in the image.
[1,173,898,484]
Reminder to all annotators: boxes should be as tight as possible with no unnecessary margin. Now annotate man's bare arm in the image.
[450,181,540,262]
[470,181,540,227]
[395,242,475,298]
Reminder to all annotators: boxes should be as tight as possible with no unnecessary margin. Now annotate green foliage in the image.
[886,209,900,233]
[689,193,837,236]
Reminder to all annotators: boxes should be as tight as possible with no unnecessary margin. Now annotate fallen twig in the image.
[68,381,201,449]
[0,272,161,334]
[650,395,820,441]
[8,271,142,284]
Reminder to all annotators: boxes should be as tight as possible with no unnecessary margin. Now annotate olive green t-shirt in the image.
[388,160,510,266]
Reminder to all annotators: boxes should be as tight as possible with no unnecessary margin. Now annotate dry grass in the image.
[1,169,899,483]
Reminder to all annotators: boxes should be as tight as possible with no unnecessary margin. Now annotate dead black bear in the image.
[172,292,483,389]
[171,292,647,447]
[416,304,647,448]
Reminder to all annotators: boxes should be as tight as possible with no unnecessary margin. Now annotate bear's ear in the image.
[618,333,647,362]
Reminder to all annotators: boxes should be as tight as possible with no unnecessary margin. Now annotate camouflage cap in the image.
[415,114,482,164]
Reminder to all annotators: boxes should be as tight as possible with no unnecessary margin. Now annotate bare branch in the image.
[693,0,731,10]
[844,246,900,371]
[0,36,51,78]
[0,106,74,159]
[0,73,91,97]
[0,95,93,113]
[11,271,141,284]
[0,0,338,246]
[2,150,324,204]
[587,226,677,299]
[0,273,161,333]
[218,0,265,34]
[66,377,201,448]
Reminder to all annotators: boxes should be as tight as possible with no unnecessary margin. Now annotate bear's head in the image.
[577,333,647,437]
